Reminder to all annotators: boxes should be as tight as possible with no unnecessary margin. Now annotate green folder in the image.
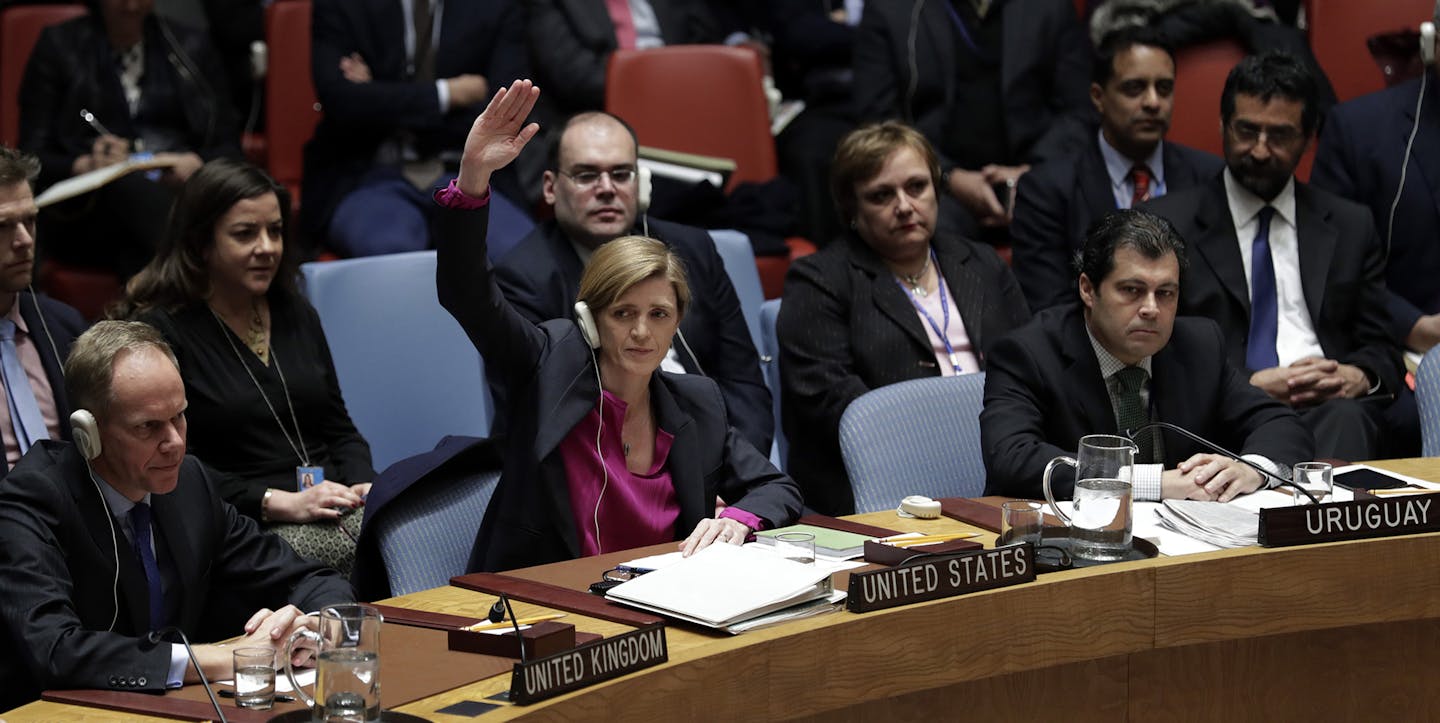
[754,524,874,557]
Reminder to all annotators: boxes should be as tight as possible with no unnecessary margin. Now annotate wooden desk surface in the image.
[8,458,1440,722]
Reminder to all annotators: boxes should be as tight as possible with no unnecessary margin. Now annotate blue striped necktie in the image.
[0,319,48,454]
[1246,207,1279,371]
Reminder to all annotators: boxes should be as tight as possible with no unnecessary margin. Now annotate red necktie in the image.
[606,0,638,50]
[1130,165,1152,207]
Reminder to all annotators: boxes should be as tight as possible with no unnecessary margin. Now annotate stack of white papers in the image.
[606,543,836,632]
[1154,499,1259,548]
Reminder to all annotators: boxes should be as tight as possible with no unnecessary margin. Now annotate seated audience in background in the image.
[1011,27,1223,310]
[1311,10,1440,355]
[1143,52,1410,460]
[437,81,801,572]
[779,122,1031,516]
[0,320,353,711]
[119,160,374,574]
[852,0,1093,237]
[493,111,772,454]
[19,0,241,278]
[0,148,89,474]
[303,0,531,256]
[982,209,1312,501]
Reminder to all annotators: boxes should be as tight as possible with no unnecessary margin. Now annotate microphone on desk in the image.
[1123,421,1318,504]
[147,626,228,723]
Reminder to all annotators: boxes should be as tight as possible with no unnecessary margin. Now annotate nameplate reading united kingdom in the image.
[846,544,1035,613]
[1258,493,1440,547]
[509,624,668,704]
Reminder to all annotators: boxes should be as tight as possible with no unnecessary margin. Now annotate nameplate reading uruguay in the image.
[1258,493,1440,547]
[509,624,668,705]
[846,544,1035,613]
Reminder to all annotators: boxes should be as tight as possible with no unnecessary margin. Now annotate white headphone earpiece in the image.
[574,301,601,349]
[70,409,100,461]
[1423,21,1436,66]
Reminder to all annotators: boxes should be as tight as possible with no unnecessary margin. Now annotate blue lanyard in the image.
[942,0,1000,64]
[895,250,965,375]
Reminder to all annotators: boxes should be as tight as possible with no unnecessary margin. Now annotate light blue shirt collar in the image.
[1097,129,1166,209]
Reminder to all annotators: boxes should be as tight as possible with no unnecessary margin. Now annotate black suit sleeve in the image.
[1010,164,1078,311]
[524,0,612,112]
[311,0,443,130]
[18,27,89,191]
[1341,214,1406,397]
[978,329,1076,500]
[776,255,875,448]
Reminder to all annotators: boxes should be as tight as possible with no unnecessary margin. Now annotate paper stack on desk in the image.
[606,543,836,632]
[1154,499,1258,548]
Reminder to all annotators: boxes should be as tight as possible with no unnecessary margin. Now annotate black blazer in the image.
[2,292,87,475]
[1143,175,1404,397]
[19,14,241,192]
[852,0,1092,169]
[522,0,728,120]
[492,218,772,453]
[778,231,1031,515]
[303,0,529,236]
[0,443,354,709]
[1311,73,1440,343]
[981,304,1313,499]
[1011,136,1223,310]
[436,203,801,572]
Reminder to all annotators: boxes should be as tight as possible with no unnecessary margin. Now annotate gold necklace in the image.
[245,299,268,362]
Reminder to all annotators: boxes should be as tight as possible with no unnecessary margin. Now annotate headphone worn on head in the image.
[574,301,601,349]
[71,409,101,460]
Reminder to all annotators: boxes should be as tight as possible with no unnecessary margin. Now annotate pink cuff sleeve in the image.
[433,178,491,209]
[719,506,765,532]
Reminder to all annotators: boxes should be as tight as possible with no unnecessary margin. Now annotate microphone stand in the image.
[148,627,228,723]
[1124,421,1319,504]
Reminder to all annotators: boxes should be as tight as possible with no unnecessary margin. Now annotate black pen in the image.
[217,688,297,703]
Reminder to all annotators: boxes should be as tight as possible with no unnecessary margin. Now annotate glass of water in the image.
[1292,462,1334,505]
[232,647,276,710]
[773,531,816,565]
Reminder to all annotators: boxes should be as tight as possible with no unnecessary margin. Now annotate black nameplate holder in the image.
[846,543,1036,613]
[1258,492,1440,547]
[509,623,668,705]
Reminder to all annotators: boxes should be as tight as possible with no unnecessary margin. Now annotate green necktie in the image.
[1114,366,1153,464]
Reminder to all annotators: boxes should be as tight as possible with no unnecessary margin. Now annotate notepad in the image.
[754,523,874,558]
[606,543,833,631]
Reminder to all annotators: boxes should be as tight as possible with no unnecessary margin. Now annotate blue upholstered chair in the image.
[759,298,787,470]
[300,251,492,471]
[373,469,500,596]
[709,229,764,351]
[838,373,988,513]
[1418,346,1440,456]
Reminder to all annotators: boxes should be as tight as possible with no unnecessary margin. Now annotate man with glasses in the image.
[491,112,772,453]
[1144,52,1405,461]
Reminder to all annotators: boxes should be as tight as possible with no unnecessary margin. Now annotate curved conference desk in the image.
[8,458,1440,721]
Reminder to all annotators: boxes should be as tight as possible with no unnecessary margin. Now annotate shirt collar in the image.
[96,472,151,520]
[1097,128,1166,192]
[1223,167,1296,229]
[5,297,26,336]
[1085,324,1153,380]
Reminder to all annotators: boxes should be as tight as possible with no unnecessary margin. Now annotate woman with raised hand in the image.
[435,80,801,572]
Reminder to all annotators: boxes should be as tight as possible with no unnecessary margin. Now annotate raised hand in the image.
[456,79,541,196]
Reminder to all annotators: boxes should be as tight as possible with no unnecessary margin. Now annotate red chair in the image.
[264,0,321,214]
[1308,0,1434,103]
[1,4,88,148]
[605,45,815,298]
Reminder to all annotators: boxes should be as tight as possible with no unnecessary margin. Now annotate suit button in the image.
[108,676,119,686]
[128,677,138,686]
[138,676,148,686]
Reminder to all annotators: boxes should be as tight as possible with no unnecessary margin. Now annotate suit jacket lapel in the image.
[651,377,704,530]
[847,236,933,352]
[1403,81,1440,225]
[1191,177,1251,313]
[933,235,987,350]
[375,0,408,77]
[1079,141,1117,221]
[921,1,957,108]
[150,491,198,629]
[565,0,618,50]
[69,466,149,634]
[1293,184,1336,327]
[1058,306,1115,435]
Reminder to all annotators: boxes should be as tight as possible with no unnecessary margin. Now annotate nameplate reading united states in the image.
[509,623,667,704]
[1258,493,1440,547]
[846,543,1035,613]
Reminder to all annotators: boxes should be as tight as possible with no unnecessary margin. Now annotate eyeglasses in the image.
[1227,120,1303,148]
[559,168,636,189]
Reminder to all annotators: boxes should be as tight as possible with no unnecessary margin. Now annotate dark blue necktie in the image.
[1246,207,1279,371]
[128,502,166,631]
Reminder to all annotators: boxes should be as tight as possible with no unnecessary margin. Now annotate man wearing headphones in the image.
[0,147,88,475]
[0,321,353,710]
[491,111,773,454]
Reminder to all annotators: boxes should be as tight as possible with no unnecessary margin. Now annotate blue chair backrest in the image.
[759,298,786,469]
[839,373,988,513]
[483,189,537,263]
[300,251,492,471]
[374,469,500,596]
[1418,346,1440,456]
[709,229,764,351]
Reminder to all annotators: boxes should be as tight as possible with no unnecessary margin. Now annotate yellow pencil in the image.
[462,613,567,632]
[883,533,981,547]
